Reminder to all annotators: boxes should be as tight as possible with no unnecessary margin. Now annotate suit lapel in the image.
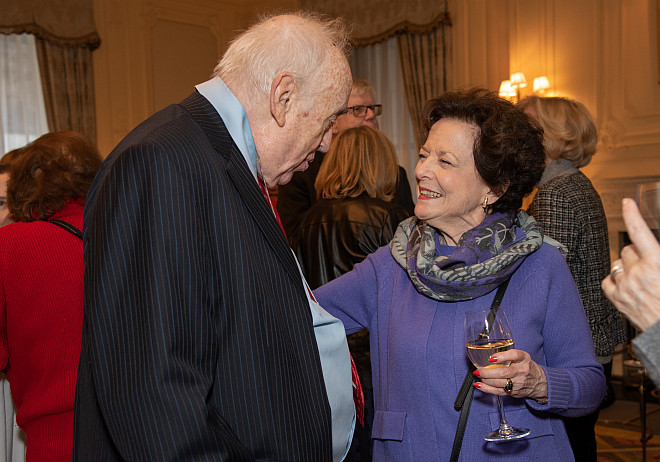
[180,92,304,291]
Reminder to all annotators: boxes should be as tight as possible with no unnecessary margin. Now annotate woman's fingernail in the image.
[473,370,480,377]
[473,382,482,389]
[489,356,498,362]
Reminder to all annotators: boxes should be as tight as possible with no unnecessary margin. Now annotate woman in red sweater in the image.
[0,132,101,462]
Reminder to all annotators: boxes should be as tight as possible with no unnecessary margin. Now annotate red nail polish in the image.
[489,356,498,362]
[473,370,480,377]
[473,382,482,389]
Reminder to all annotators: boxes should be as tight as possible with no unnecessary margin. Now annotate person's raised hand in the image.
[602,198,660,331]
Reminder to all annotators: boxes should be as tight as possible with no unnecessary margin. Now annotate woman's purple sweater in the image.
[315,242,605,461]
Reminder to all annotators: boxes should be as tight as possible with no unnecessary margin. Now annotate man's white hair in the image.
[351,77,376,101]
[214,12,351,102]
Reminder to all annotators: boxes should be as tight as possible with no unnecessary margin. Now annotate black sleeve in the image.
[277,155,323,239]
[394,166,415,215]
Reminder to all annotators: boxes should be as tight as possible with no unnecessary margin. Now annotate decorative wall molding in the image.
[92,0,297,155]
[597,0,660,157]
[141,1,227,112]
[142,0,228,46]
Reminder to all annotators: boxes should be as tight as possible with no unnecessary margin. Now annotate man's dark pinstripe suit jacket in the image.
[73,91,333,461]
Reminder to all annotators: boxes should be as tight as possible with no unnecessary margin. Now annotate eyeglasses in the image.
[344,104,383,118]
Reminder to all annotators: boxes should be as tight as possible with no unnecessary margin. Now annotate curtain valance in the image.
[0,0,100,49]
[301,0,450,46]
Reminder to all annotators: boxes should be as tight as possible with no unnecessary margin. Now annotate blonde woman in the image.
[519,95,626,462]
[292,125,410,290]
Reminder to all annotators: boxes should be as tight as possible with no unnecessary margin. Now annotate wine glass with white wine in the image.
[464,308,530,441]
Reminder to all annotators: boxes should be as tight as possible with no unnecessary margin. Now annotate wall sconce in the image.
[533,76,550,95]
[498,80,516,101]
[499,72,551,102]
[510,72,527,102]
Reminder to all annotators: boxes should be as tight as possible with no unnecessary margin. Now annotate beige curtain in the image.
[0,0,100,143]
[36,40,97,143]
[397,25,451,147]
[301,0,449,46]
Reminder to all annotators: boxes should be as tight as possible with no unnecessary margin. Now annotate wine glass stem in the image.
[496,396,514,434]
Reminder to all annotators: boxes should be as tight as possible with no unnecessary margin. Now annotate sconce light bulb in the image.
[510,72,527,88]
[533,76,551,95]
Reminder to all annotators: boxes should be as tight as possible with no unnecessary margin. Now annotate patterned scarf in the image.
[389,210,566,302]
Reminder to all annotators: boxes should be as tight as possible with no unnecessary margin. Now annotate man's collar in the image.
[195,77,258,179]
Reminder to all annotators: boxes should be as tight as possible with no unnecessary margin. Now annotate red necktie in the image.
[258,176,287,236]
[257,176,365,426]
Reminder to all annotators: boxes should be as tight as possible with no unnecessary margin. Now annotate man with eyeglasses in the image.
[277,77,415,240]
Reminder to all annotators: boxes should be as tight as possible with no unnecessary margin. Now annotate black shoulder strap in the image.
[450,279,510,462]
[49,219,83,240]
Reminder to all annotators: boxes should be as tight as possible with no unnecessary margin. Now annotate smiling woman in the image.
[313,87,607,461]
[415,118,490,244]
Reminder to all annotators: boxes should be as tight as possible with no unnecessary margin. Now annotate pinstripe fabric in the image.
[527,171,626,357]
[73,92,332,461]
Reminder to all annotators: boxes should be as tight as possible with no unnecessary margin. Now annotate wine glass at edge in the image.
[464,308,531,441]
[637,181,660,242]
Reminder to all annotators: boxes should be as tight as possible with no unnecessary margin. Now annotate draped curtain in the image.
[349,38,418,199]
[397,25,451,146]
[301,0,451,147]
[36,40,98,143]
[0,0,101,143]
[300,0,450,47]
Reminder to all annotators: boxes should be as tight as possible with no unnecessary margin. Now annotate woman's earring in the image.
[482,196,489,212]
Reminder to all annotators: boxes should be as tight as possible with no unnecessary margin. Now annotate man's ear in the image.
[270,72,296,128]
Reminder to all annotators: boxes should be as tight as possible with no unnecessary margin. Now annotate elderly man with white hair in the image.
[73,13,356,461]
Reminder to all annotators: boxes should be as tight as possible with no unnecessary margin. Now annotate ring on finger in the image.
[503,378,513,394]
[610,265,624,281]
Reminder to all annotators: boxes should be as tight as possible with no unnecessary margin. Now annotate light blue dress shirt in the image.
[195,77,355,461]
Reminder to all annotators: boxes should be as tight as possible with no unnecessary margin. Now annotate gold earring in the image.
[482,196,489,212]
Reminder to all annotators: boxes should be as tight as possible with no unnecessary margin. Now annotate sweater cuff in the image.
[633,321,660,389]
[526,366,571,412]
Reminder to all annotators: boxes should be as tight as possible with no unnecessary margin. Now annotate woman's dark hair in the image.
[422,87,545,213]
[8,131,102,221]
